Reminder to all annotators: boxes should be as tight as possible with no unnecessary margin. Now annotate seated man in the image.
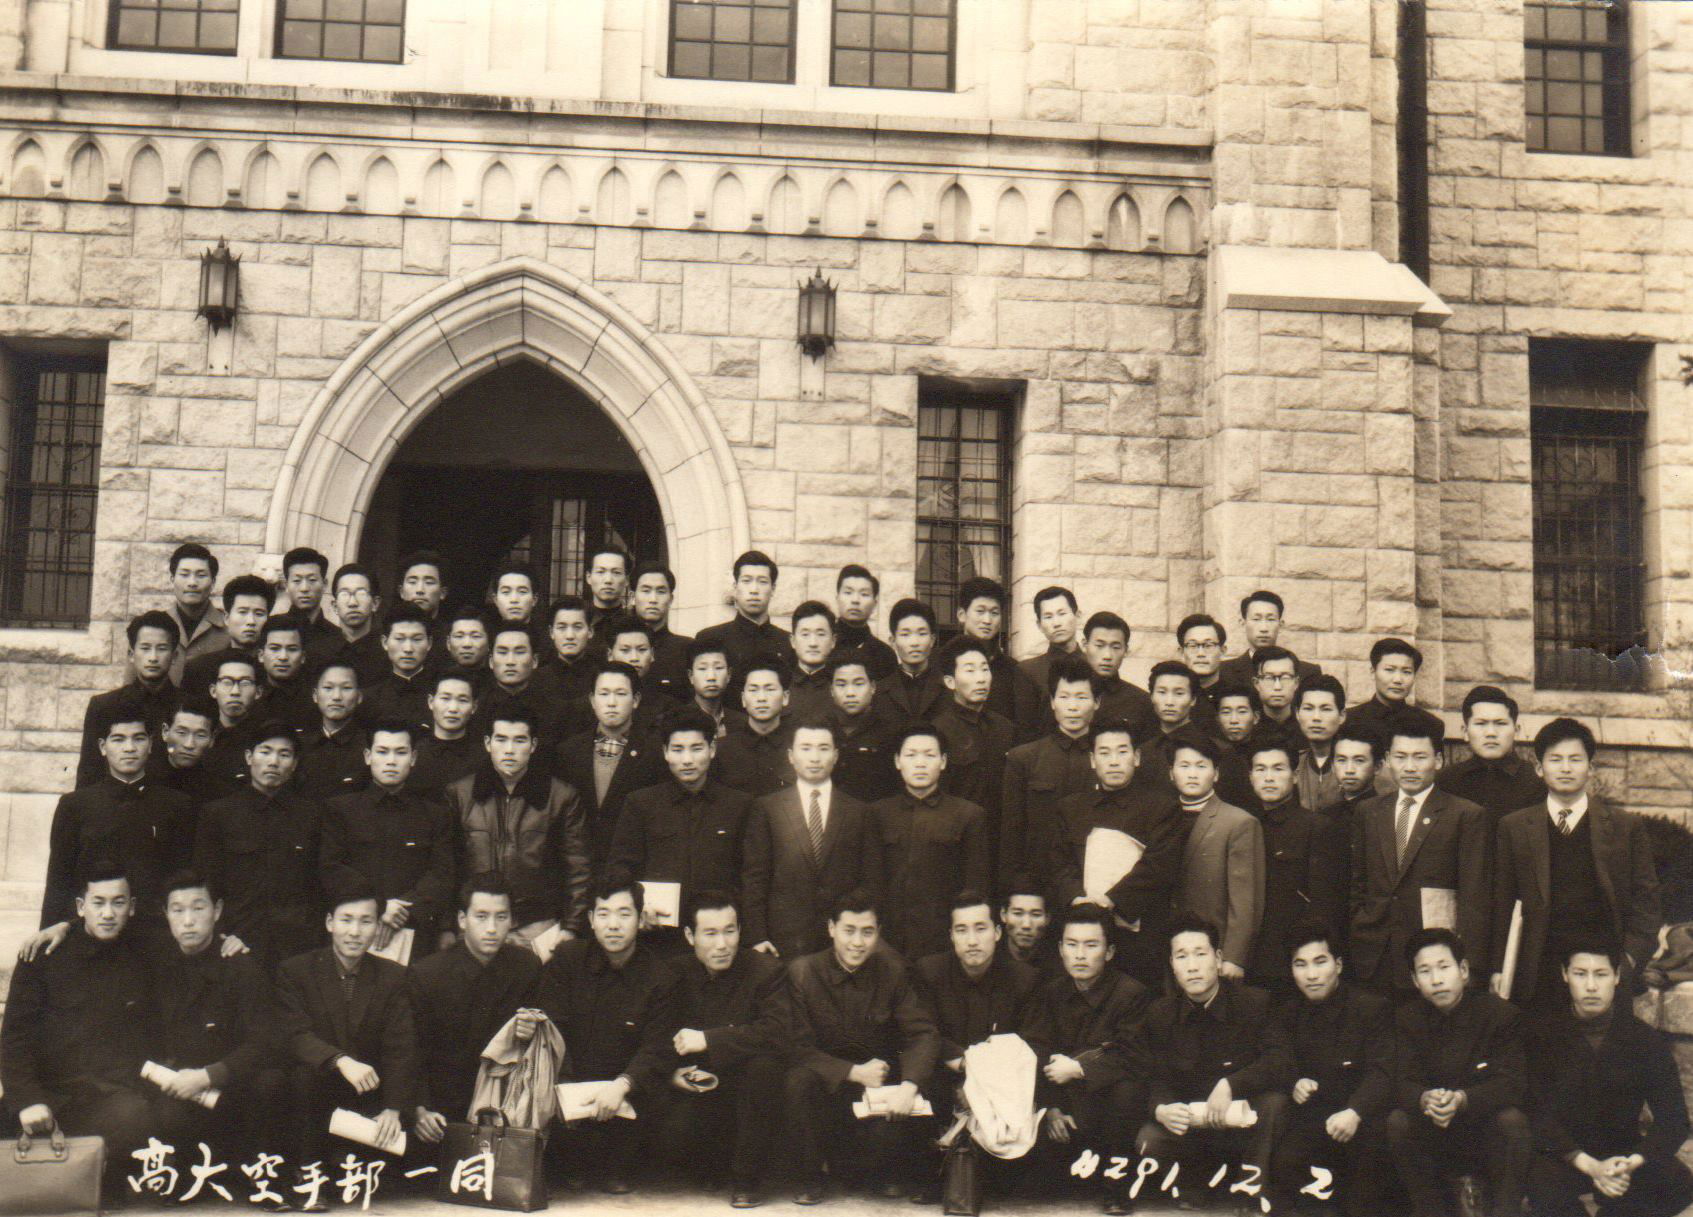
[1138,915,1289,1207]
[193,720,324,969]
[149,870,287,1177]
[321,719,456,957]
[1022,905,1149,1216]
[1267,918,1393,1217]
[534,877,671,1193]
[1525,935,1693,1217]
[1,864,157,1185]
[630,890,788,1207]
[783,891,938,1204]
[410,876,543,1141]
[275,883,420,1207]
[1386,928,1530,1217]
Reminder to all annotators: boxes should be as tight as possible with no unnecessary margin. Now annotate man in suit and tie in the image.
[275,882,420,1206]
[554,660,666,875]
[1349,709,1490,993]
[742,718,882,960]
[1168,727,1265,981]
[1490,717,1660,1011]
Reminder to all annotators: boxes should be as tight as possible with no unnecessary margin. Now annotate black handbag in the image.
[436,1108,548,1212]
[941,1139,980,1216]
[0,1125,104,1217]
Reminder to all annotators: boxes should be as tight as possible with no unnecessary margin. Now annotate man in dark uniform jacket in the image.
[296,659,369,800]
[149,698,239,805]
[255,613,317,732]
[2,865,157,1181]
[1525,935,1693,1217]
[954,576,1043,739]
[150,871,287,1172]
[410,671,483,795]
[193,720,324,968]
[631,561,694,703]
[1080,611,1157,741]
[1023,905,1151,1216]
[440,605,496,700]
[695,549,796,675]
[932,638,1017,836]
[1138,915,1290,1201]
[1490,716,1660,1011]
[827,655,900,803]
[998,653,1100,899]
[77,610,180,788]
[1268,919,1394,1217]
[782,892,939,1203]
[743,719,882,960]
[715,657,795,797]
[410,876,542,1141]
[629,890,789,1206]
[200,652,268,789]
[1436,686,1548,829]
[275,883,420,1196]
[1244,740,1348,992]
[534,878,670,1192]
[609,707,751,914]
[1342,637,1422,737]
[1217,589,1323,688]
[1002,879,1061,976]
[788,601,840,723]
[834,565,898,679]
[179,573,277,697]
[554,660,666,874]
[358,604,436,731]
[528,596,598,713]
[874,599,946,733]
[875,725,990,959]
[38,700,194,945]
[1018,585,1082,733]
[304,563,388,691]
[321,720,457,956]
[1387,928,1531,1217]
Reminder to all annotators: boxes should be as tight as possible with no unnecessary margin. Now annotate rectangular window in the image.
[0,355,106,628]
[916,378,1017,627]
[109,0,239,54]
[669,0,795,84]
[1524,0,1630,155]
[1530,339,1650,691]
[832,0,955,92]
[276,0,404,64]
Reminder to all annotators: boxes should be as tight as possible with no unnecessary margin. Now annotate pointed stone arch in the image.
[266,257,750,632]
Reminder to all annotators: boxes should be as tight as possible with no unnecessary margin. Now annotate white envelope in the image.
[369,927,415,967]
[555,1081,636,1122]
[1083,827,1144,902]
[328,1108,406,1155]
[852,1086,935,1120]
[641,881,682,928]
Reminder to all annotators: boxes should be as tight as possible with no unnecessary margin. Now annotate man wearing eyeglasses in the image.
[1251,647,1308,760]
[202,654,267,788]
[1174,613,1228,722]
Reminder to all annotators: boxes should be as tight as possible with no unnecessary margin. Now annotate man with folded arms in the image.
[631,890,788,1208]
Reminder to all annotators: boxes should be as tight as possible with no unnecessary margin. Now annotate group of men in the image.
[1,542,1686,1217]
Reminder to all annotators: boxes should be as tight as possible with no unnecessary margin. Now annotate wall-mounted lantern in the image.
[796,269,836,360]
[198,239,240,332]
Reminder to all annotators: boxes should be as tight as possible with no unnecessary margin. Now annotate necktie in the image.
[1395,794,1416,864]
[806,789,825,864]
[1557,808,1572,836]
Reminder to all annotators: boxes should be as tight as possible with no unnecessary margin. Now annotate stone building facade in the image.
[0,0,1686,950]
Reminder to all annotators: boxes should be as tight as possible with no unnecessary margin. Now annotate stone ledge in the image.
[1214,246,1454,326]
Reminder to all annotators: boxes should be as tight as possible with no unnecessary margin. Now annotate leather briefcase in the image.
[942,1139,980,1216]
[436,1108,548,1212]
[0,1126,104,1217]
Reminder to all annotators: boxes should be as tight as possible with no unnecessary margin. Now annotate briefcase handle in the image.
[15,1122,68,1163]
[473,1107,509,1131]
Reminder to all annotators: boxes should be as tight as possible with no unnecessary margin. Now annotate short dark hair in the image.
[957,576,1006,611]
[740,654,791,689]
[632,559,676,590]
[1252,645,1297,675]
[1285,917,1342,964]
[836,564,879,597]
[222,573,276,612]
[331,562,377,595]
[1556,932,1625,971]
[1295,673,1346,712]
[791,600,837,632]
[1214,682,1262,714]
[591,871,644,916]
[244,720,299,752]
[485,707,540,739]
[1088,716,1146,749]
[732,550,778,581]
[659,706,718,747]
[1082,610,1129,641]
[1167,725,1223,765]
[429,670,478,697]
[326,880,382,917]
[1240,589,1284,618]
[367,718,419,748]
[211,653,261,682]
[1148,660,1197,695]
[1048,652,1101,696]
[686,637,729,667]
[170,696,219,729]
[828,887,879,923]
[381,602,433,637]
[894,723,947,756]
[1033,585,1077,616]
[938,636,992,676]
[258,613,307,645]
[546,595,589,626]
[311,657,361,687]
[489,623,535,648]
[1533,716,1597,761]
[446,604,493,631]
[1168,911,1221,950]
[169,542,218,578]
[685,888,739,931]
[1056,904,1114,938]
[1461,685,1519,722]
[1334,718,1387,762]
[127,610,180,649]
[947,890,996,923]
[586,545,631,574]
[790,717,840,747]
[282,546,328,577]
[592,660,642,695]
[1405,926,1466,969]
[458,873,514,914]
[1386,707,1446,753]
[488,562,538,595]
[1370,637,1423,670]
[602,614,653,646]
[396,549,445,583]
[1001,876,1046,906]
[888,598,937,634]
[163,868,221,905]
[1176,612,1227,647]
[1245,739,1297,768]
[824,653,872,681]
[78,859,131,896]
[94,697,151,739]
